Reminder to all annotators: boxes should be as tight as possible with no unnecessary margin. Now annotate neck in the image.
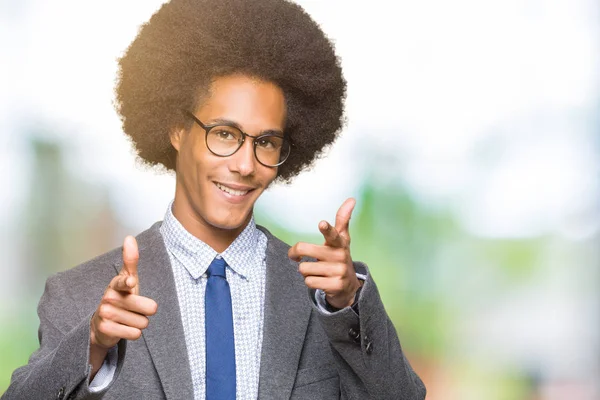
[171,196,251,254]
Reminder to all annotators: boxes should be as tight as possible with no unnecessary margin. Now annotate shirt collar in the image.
[160,200,259,280]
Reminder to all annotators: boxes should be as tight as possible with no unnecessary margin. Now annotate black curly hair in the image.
[115,0,346,182]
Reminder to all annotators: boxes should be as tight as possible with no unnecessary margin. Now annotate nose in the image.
[229,139,257,176]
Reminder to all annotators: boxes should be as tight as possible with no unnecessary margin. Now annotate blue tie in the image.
[205,257,236,399]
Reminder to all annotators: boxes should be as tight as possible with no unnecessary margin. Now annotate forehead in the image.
[196,74,287,132]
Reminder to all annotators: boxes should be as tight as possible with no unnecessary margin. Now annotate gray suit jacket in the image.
[3,222,425,400]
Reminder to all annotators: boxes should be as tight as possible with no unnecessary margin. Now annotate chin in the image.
[207,210,251,231]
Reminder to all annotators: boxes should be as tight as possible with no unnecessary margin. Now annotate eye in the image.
[211,127,240,142]
[256,136,282,150]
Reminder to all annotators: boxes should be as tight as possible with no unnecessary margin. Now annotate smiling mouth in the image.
[215,182,253,197]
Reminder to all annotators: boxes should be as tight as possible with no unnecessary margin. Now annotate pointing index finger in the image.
[120,236,139,294]
[334,198,356,239]
[122,236,139,277]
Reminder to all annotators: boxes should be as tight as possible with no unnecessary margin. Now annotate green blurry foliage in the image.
[0,310,39,394]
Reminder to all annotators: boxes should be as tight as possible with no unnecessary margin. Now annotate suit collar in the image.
[160,201,261,280]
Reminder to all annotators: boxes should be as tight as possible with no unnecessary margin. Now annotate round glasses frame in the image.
[183,110,291,167]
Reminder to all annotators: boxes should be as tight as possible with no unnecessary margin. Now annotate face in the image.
[170,74,286,243]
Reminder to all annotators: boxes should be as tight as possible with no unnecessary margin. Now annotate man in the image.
[4,0,426,399]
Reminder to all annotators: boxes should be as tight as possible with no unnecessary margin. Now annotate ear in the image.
[169,126,186,152]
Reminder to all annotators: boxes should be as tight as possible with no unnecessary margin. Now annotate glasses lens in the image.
[255,135,290,166]
[206,126,243,156]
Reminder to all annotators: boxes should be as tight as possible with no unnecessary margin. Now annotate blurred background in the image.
[1,0,599,398]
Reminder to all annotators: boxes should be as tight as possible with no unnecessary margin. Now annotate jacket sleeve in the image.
[310,262,426,400]
[2,274,125,400]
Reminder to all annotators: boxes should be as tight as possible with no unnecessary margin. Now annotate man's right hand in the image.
[89,236,158,378]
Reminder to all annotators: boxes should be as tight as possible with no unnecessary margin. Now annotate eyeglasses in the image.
[183,110,291,167]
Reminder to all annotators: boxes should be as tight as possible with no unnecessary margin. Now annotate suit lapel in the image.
[114,223,194,400]
[257,227,312,399]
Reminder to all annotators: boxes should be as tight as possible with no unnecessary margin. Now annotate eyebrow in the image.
[206,118,284,136]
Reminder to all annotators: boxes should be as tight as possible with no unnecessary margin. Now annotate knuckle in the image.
[332,263,346,276]
[334,278,344,291]
[97,321,110,335]
[103,289,120,303]
[132,329,143,340]
[295,242,307,254]
[333,250,346,263]
[123,255,137,264]
[304,276,314,287]
[111,274,125,285]
[98,304,112,319]
[298,262,308,275]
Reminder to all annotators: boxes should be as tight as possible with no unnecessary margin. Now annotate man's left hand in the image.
[288,198,362,309]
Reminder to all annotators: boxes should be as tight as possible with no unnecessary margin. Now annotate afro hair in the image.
[115,0,346,182]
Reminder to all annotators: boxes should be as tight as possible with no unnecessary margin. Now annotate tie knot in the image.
[207,257,227,278]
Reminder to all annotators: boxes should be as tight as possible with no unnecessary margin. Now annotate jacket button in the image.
[56,386,65,400]
[348,327,360,343]
[365,340,374,354]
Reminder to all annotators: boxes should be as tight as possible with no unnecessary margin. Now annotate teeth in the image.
[216,183,249,196]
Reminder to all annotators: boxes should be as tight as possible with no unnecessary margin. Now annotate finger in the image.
[318,221,345,248]
[334,198,356,239]
[298,261,345,278]
[122,236,139,278]
[288,242,346,262]
[117,294,158,317]
[288,244,303,262]
[95,319,143,342]
[303,276,344,293]
[97,303,150,330]
[103,289,158,316]
[109,274,138,293]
